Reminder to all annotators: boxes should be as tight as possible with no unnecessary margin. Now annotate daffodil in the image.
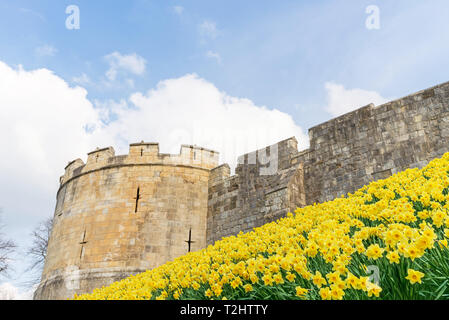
[405,269,425,285]
[386,251,400,264]
[295,286,309,298]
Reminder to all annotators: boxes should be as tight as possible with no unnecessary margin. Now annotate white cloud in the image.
[35,45,58,57]
[199,20,219,40]
[0,61,307,283]
[205,51,222,64]
[172,6,184,15]
[0,61,307,189]
[104,52,147,81]
[0,61,103,253]
[100,73,308,169]
[0,62,101,191]
[324,82,390,117]
[0,283,35,300]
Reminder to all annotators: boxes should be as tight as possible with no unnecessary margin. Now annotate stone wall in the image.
[36,80,449,299]
[206,81,449,244]
[34,142,218,300]
[297,81,449,205]
[206,138,306,244]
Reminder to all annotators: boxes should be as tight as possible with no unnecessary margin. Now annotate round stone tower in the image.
[34,142,219,300]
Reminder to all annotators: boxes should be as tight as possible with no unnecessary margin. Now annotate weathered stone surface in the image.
[206,138,306,244]
[297,80,449,205]
[34,143,219,300]
[205,81,449,242]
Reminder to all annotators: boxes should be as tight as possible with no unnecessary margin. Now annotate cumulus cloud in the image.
[0,62,101,196]
[100,73,308,169]
[0,61,307,189]
[324,82,390,117]
[35,45,58,57]
[104,52,147,81]
[0,61,104,262]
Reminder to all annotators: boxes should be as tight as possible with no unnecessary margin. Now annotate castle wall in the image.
[206,81,449,244]
[297,81,449,204]
[34,143,218,300]
[206,138,306,244]
[36,80,449,299]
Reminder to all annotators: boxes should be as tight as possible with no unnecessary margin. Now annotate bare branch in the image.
[23,217,53,286]
[0,212,16,276]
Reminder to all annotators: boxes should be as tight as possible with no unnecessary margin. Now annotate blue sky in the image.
[1,0,448,128]
[0,0,449,298]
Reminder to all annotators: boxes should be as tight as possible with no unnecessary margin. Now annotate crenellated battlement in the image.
[60,142,219,186]
[208,137,300,187]
[206,137,305,244]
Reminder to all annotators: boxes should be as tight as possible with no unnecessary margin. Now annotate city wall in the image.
[297,81,449,204]
[206,81,449,242]
[206,138,305,244]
